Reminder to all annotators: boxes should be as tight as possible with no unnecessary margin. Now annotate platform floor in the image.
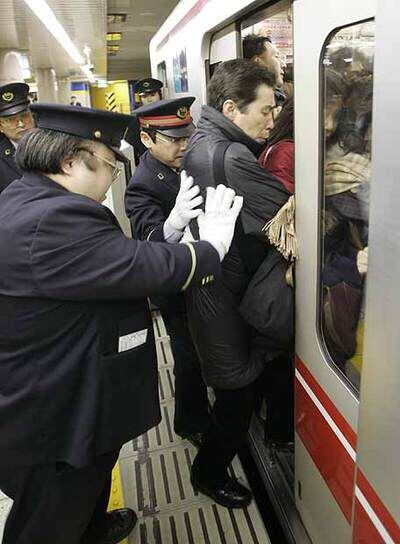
[0,311,271,544]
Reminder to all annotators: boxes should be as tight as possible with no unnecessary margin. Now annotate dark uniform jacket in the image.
[125,151,184,311]
[182,105,290,390]
[0,172,220,469]
[0,134,21,193]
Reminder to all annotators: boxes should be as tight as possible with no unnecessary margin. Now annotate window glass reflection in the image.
[320,21,375,390]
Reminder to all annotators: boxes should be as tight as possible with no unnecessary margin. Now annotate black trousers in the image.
[192,381,256,487]
[161,309,211,437]
[0,449,119,544]
[258,355,294,443]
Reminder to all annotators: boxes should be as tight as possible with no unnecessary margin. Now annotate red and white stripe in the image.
[295,356,400,543]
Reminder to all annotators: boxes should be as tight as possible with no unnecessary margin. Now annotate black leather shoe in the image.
[84,508,137,544]
[191,474,252,508]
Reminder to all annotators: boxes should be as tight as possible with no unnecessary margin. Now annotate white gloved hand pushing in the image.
[166,170,203,232]
[198,184,243,261]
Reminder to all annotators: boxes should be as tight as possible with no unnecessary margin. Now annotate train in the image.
[138,0,400,542]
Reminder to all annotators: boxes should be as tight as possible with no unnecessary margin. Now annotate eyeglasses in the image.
[155,131,189,145]
[0,110,32,128]
[78,148,121,182]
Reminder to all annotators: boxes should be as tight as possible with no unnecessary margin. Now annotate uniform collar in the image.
[21,171,71,194]
[143,150,179,181]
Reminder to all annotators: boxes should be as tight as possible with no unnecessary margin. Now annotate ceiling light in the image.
[107,33,122,42]
[23,0,94,82]
[107,45,120,53]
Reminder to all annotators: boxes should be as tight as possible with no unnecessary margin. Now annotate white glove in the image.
[198,184,243,261]
[357,247,368,275]
[165,170,203,232]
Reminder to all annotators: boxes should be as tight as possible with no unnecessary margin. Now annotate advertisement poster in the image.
[173,48,189,93]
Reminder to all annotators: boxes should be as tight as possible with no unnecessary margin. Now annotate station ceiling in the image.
[0,0,178,84]
[107,0,179,81]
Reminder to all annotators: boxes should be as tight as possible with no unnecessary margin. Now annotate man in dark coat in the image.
[0,103,242,544]
[0,82,34,193]
[182,59,292,507]
[125,97,211,449]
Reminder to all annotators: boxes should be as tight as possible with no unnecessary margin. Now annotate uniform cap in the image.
[30,103,133,161]
[136,78,163,96]
[0,82,30,117]
[136,96,195,138]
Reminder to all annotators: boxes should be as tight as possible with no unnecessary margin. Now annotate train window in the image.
[240,0,293,97]
[209,23,240,79]
[319,20,375,391]
[157,61,169,98]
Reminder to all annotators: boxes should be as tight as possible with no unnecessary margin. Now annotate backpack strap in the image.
[212,141,232,186]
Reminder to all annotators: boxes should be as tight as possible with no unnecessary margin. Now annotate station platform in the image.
[0,311,271,544]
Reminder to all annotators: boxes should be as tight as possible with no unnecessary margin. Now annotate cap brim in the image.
[157,123,195,138]
[0,103,29,117]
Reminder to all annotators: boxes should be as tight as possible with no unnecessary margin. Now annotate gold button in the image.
[94,130,101,138]
[5,148,11,156]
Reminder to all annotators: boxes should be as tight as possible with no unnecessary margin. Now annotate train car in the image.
[149,1,400,543]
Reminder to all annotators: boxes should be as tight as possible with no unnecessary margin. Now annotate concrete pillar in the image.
[0,50,24,85]
[57,79,71,104]
[36,68,58,102]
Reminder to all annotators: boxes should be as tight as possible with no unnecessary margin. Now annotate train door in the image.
[351,2,400,542]
[294,0,380,542]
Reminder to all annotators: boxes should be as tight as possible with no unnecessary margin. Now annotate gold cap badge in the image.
[143,82,150,88]
[2,92,14,102]
[176,106,188,119]
[94,130,102,138]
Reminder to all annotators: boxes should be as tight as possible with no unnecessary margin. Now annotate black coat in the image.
[125,151,179,243]
[0,134,21,193]
[182,106,290,389]
[0,172,220,469]
[125,151,186,312]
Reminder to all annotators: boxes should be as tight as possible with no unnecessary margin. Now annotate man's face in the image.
[141,92,161,105]
[256,42,285,88]
[69,141,120,203]
[230,84,277,142]
[141,130,189,169]
[0,109,35,142]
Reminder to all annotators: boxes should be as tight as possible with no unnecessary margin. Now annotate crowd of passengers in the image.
[0,32,373,544]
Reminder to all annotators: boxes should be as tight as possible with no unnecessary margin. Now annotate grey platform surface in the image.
[0,312,271,544]
[119,311,271,544]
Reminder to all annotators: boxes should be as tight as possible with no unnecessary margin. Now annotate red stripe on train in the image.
[296,355,357,450]
[354,469,400,543]
[353,498,386,544]
[295,375,355,522]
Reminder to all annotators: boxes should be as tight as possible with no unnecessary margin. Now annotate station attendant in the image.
[0,103,243,544]
[136,78,163,106]
[0,82,34,193]
[125,97,211,447]
[126,78,165,162]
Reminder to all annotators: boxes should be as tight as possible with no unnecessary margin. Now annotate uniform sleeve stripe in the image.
[146,227,157,241]
[181,242,196,291]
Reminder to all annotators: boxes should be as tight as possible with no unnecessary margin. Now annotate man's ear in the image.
[140,130,153,149]
[222,99,238,122]
[59,155,75,176]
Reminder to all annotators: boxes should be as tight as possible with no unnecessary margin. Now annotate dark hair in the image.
[242,34,271,59]
[267,96,294,146]
[140,127,158,143]
[16,128,93,173]
[325,68,347,102]
[207,59,276,113]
